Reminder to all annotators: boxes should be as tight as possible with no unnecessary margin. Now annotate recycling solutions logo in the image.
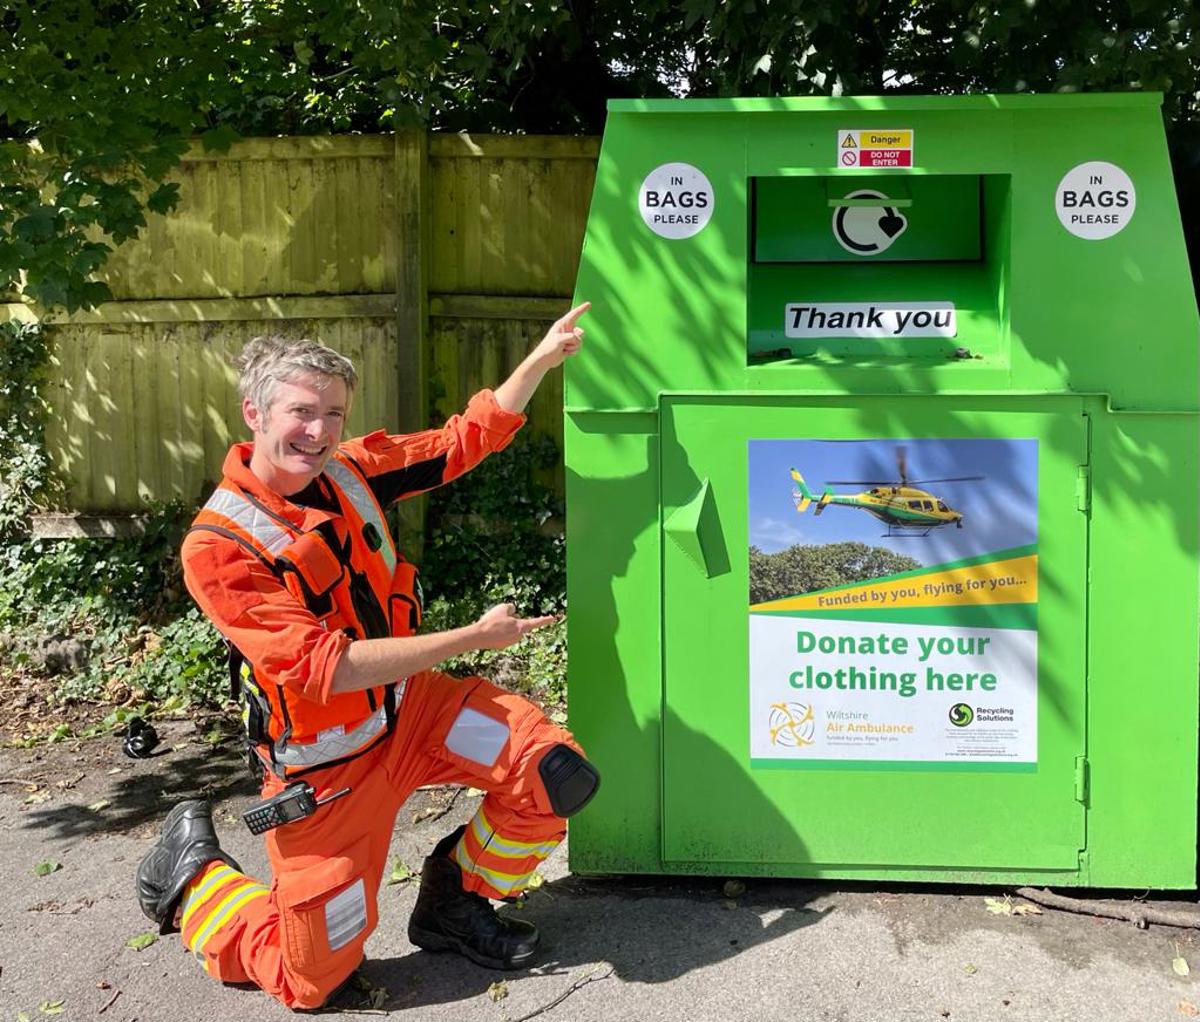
[768,702,816,748]
[948,703,975,728]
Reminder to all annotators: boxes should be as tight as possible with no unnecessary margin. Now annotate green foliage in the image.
[419,432,568,704]
[0,319,60,535]
[749,541,921,604]
[0,503,227,710]
[0,433,570,717]
[2,2,1196,311]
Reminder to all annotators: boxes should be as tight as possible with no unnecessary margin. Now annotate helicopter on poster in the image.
[790,446,983,537]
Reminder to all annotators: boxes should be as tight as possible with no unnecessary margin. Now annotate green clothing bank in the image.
[565,95,1199,888]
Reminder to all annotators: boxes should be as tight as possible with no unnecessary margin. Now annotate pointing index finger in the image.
[558,301,591,331]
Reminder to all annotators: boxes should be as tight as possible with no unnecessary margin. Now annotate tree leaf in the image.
[33,860,61,877]
[525,872,545,891]
[984,896,1012,915]
[200,125,240,153]
[87,800,110,812]
[963,963,978,975]
[1178,1000,1199,1016]
[1174,956,1191,977]
[487,980,508,1002]
[386,857,414,885]
[38,1001,65,1015]
[1011,902,1043,916]
[126,931,158,951]
[723,879,746,899]
[145,182,180,216]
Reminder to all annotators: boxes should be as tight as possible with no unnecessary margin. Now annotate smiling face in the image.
[244,373,349,496]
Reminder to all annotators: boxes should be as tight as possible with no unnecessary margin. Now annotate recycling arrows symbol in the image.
[832,189,908,256]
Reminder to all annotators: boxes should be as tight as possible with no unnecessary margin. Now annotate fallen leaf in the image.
[106,767,123,776]
[96,982,111,990]
[1011,903,1043,916]
[87,800,111,812]
[963,964,978,976]
[984,896,1011,915]
[368,987,388,1009]
[38,1001,65,1015]
[1174,956,1191,977]
[465,787,485,797]
[723,879,746,899]
[721,899,738,911]
[18,1012,32,1022]
[126,932,158,951]
[411,806,439,824]
[387,857,415,886]
[1179,1000,1199,1016]
[487,981,509,1003]
[525,872,545,891]
[33,861,61,877]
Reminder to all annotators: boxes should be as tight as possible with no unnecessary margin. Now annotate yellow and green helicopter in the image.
[790,447,982,537]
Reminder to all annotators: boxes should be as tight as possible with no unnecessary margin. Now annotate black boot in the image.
[135,799,241,934]
[407,828,539,970]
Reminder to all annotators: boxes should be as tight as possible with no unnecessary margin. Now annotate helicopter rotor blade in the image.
[896,446,909,487]
[906,475,986,484]
[826,479,898,486]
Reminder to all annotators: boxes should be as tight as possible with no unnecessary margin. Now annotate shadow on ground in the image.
[361,874,831,1011]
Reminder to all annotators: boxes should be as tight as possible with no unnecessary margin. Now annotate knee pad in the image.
[538,744,600,818]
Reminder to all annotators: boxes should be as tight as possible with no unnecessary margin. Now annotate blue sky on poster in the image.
[748,438,1038,566]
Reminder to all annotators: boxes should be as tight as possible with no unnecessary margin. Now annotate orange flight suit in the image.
[177,391,584,1009]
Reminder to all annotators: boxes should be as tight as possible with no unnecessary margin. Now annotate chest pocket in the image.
[388,560,423,636]
[275,531,345,619]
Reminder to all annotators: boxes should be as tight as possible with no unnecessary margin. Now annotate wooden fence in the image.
[7,131,598,533]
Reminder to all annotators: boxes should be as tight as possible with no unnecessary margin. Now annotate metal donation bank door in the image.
[566,96,1199,888]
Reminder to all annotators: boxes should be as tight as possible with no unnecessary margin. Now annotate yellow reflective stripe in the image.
[457,859,533,896]
[190,883,268,955]
[180,864,239,928]
[469,809,557,859]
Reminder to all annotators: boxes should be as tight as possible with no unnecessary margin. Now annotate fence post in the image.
[393,127,430,556]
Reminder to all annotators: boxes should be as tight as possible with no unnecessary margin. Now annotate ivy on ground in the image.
[407,430,568,706]
[0,431,570,736]
[0,319,61,536]
[0,503,228,715]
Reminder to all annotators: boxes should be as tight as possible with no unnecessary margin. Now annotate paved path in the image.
[1,721,1197,1021]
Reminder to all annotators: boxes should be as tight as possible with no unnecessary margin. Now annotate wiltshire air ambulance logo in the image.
[768,702,816,748]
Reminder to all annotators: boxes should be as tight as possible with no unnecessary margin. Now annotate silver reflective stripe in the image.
[325,878,367,950]
[324,457,397,574]
[445,707,510,768]
[271,701,389,768]
[203,488,293,555]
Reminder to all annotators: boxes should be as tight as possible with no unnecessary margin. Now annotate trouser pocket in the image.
[276,834,377,977]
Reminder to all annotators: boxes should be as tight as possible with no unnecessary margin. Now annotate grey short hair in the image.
[235,335,358,414]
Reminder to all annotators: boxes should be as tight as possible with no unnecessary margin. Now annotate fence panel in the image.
[96,138,397,301]
[33,132,596,519]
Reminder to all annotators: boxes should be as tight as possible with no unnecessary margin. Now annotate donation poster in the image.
[748,439,1038,770]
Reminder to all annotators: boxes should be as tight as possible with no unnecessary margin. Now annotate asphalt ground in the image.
[2,719,1198,1022]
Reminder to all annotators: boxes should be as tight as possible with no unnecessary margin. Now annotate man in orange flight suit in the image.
[135,304,599,1010]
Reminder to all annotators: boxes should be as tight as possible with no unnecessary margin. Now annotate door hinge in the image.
[1075,465,1090,513]
[1074,756,1089,804]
